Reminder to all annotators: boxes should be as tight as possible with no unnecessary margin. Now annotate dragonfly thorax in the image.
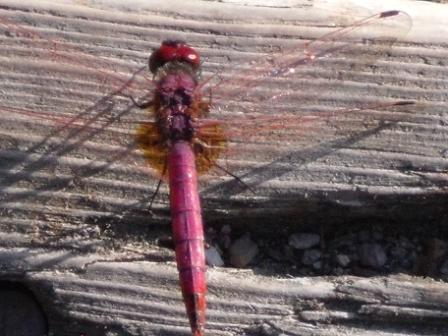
[166,112,194,142]
[155,72,197,143]
[157,72,196,106]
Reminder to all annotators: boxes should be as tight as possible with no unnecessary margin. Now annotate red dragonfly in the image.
[0,6,413,336]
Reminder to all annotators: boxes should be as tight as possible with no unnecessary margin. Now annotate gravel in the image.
[204,224,448,278]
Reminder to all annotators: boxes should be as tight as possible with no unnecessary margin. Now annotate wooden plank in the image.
[0,0,446,231]
[0,1,448,335]
[2,253,448,335]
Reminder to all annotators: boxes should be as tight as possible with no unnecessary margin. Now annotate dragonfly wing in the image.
[203,8,411,113]
[0,9,155,116]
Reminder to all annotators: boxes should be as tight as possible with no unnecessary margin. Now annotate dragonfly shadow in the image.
[1,66,144,182]
[202,121,395,199]
[202,114,448,234]
[1,97,131,195]
[0,67,163,242]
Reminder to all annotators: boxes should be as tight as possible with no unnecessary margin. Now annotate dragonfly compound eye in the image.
[149,40,200,74]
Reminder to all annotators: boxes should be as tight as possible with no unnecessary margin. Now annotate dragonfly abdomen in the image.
[168,140,206,336]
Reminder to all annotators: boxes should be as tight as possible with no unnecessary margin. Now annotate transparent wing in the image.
[203,9,411,110]
[0,8,154,119]
[0,8,165,242]
[197,9,412,150]
[191,8,414,190]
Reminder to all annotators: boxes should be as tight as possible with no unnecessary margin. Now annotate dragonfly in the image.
[0,5,414,336]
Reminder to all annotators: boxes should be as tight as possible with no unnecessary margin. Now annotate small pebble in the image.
[336,234,355,248]
[336,254,351,267]
[333,267,344,276]
[289,233,320,250]
[302,249,321,266]
[427,238,447,259]
[399,237,413,249]
[298,267,312,276]
[358,243,387,269]
[221,225,231,235]
[357,230,370,242]
[265,246,283,262]
[442,148,448,158]
[372,229,383,241]
[390,246,407,260]
[312,260,322,270]
[220,225,232,249]
[205,245,224,267]
[439,260,448,275]
[229,233,258,268]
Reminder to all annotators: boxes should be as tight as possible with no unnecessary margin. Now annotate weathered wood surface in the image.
[4,254,448,335]
[0,0,447,230]
[0,0,448,335]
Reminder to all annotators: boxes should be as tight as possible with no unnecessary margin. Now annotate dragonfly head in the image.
[149,40,200,74]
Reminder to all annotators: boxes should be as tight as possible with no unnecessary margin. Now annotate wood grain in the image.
[4,254,448,335]
[0,0,447,335]
[0,0,447,231]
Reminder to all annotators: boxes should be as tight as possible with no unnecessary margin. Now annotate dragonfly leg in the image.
[206,85,212,106]
[194,140,255,194]
[148,156,168,213]
[129,94,153,109]
[193,138,225,151]
[207,157,255,194]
